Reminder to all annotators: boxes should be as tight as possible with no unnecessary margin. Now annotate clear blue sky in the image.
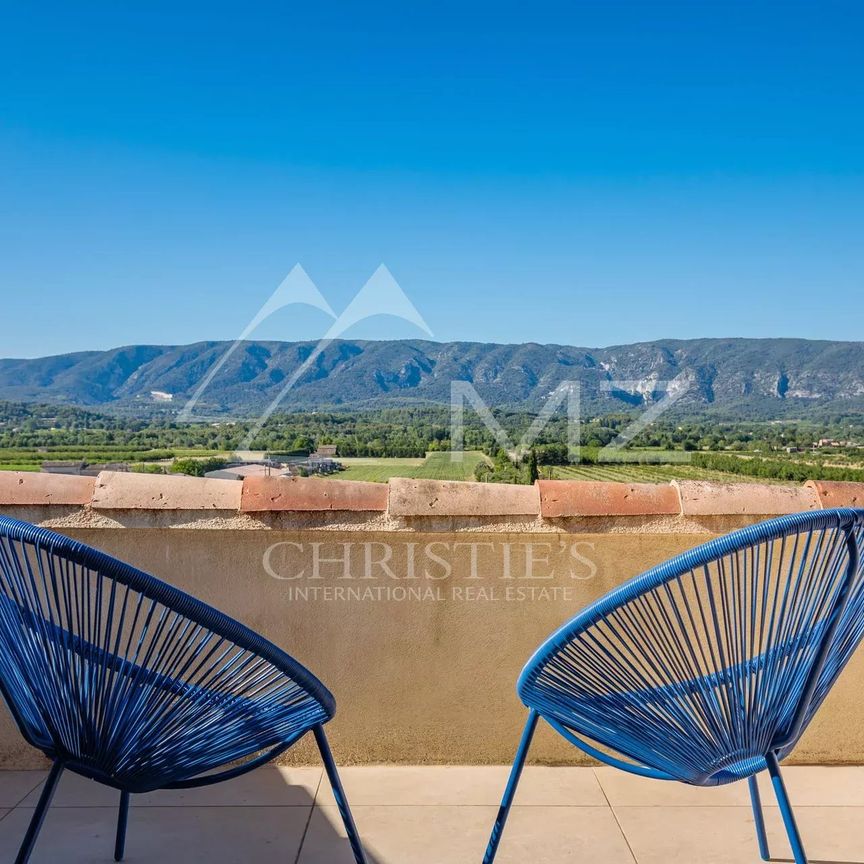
[1,1,862,357]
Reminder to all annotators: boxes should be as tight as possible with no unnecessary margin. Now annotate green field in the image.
[0,447,225,472]
[333,457,425,483]
[413,451,490,479]
[334,451,489,482]
[548,463,793,484]
[335,454,780,485]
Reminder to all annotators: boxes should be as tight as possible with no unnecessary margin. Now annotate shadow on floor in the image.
[282,767,384,864]
[0,766,384,864]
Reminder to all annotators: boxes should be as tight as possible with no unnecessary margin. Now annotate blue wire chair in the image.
[0,516,368,864]
[484,508,864,864]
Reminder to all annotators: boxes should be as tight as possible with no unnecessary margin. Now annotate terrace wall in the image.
[0,471,862,768]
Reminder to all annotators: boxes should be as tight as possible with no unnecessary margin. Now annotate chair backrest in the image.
[518,508,864,785]
[0,516,333,789]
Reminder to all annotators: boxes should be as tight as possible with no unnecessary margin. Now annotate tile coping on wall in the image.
[0,470,860,521]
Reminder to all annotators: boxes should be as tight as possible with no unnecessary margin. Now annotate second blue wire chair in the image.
[484,507,864,864]
[0,515,368,864]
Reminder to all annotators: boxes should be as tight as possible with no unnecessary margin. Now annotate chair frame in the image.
[0,516,368,864]
[484,508,864,864]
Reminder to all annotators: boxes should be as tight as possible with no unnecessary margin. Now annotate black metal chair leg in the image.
[314,725,367,864]
[767,752,809,864]
[483,709,538,864]
[115,790,130,861]
[748,774,770,860]
[15,760,64,864]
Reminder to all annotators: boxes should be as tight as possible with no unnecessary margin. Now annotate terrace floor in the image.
[1,764,864,863]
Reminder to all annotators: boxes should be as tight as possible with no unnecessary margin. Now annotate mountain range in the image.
[1,338,863,418]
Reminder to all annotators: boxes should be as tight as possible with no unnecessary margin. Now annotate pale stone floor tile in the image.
[597,763,864,810]
[753,766,864,808]
[594,766,753,807]
[20,770,129,807]
[615,805,864,864]
[0,771,47,808]
[0,805,312,863]
[20,765,322,808]
[6,766,864,863]
[781,807,864,863]
[315,765,605,807]
[135,766,323,807]
[298,804,635,864]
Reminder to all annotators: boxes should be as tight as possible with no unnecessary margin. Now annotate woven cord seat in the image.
[485,508,864,864]
[0,516,368,864]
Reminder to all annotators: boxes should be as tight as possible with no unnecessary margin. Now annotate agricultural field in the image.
[333,456,425,483]
[334,451,489,482]
[548,463,793,485]
[0,447,226,473]
[413,450,490,479]
[334,453,789,485]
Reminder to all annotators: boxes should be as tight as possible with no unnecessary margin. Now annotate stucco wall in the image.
[1,470,864,767]
[1,514,863,767]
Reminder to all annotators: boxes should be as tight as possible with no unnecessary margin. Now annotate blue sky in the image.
[1,1,862,357]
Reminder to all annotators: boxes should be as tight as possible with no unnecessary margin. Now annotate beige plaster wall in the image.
[2,526,861,768]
